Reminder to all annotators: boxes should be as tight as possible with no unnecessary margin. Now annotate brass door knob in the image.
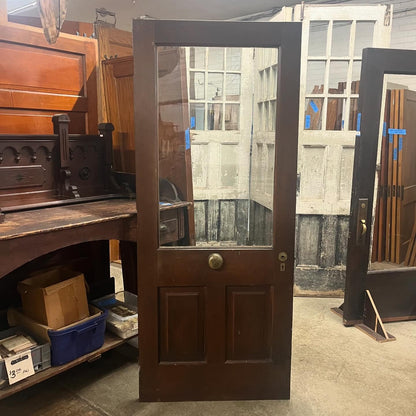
[208,253,224,270]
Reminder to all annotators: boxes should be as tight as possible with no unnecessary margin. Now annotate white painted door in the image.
[273,4,392,216]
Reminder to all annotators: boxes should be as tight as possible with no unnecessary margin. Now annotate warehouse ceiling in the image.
[7,0,303,30]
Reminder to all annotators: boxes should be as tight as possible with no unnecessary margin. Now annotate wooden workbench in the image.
[0,198,137,279]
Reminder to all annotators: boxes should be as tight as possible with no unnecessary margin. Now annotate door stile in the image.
[133,18,160,384]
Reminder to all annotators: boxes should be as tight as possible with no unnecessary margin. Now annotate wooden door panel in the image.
[1,42,84,94]
[0,23,97,134]
[226,286,273,362]
[158,250,275,285]
[135,19,301,401]
[159,287,206,363]
[0,90,88,112]
[0,109,86,134]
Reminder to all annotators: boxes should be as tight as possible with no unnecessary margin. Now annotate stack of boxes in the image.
[1,267,107,388]
[1,266,138,389]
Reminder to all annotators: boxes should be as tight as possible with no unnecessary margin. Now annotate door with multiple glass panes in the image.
[274,4,392,217]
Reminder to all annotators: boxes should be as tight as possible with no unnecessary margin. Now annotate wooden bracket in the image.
[53,113,71,168]
[354,290,396,342]
[52,114,79,199]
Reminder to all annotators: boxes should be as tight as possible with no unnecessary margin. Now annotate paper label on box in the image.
[5,350,35,385]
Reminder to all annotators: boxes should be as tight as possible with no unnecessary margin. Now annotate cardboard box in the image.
[17,267,89,330]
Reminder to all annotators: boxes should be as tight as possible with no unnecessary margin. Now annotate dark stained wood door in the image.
[134,19,301,401]
[344,48,416,325]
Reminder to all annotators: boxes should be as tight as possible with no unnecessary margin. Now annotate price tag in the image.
[5,350,35,385]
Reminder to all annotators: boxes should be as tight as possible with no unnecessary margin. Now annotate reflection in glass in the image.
[208,47,224,70]
[270,101,276,132]
[349,98,358,130]
[226,48,242,71]
[208,103,223,130]
[190,103,205,130]
[351,61,361,94]
[306,61,325,94]
[331,21,351,57]
[308,21,328,56]
[354,21,374,57]
[226,74,241,100]
[326,98,344,130]
[158,47,277,247]
[190,72,205,100]
[305,98,323,130]
[208,73,223,100]
[271,67,277,98]
[224,104,240,130]
[190,47,205,68]
[369,75,416,270]
[328,61,348,94]
[221,145,238,187]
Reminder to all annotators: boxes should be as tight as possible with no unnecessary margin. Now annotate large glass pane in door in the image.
[157,46,278,248]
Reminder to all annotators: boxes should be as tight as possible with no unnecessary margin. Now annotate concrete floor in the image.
[1,297,416,416]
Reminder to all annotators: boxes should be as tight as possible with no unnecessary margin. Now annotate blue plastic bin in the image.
[48,309,108,366]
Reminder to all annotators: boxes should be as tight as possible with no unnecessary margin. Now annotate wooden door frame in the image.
[344,48,416,324]
[134,19,301,401]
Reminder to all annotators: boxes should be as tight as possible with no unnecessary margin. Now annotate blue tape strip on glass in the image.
[190,117,196,129]
[393,148,397,161]
[389,134,393,144]
[185,128,191,150]
[356,113,361,132]
[383,122,387,137]
[310,100,319,113]
[305,115,311,129]
[388,128,406,135]
[399,137,403,151]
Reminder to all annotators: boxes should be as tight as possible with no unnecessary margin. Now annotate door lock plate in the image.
[356,198,368,245]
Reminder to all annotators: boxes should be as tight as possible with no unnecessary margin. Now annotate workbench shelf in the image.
[0,332,136,400]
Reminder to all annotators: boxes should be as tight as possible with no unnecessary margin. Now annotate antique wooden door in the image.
[134,19,301,401]
[344,48,416,325]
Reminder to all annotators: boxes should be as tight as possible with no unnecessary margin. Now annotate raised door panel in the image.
[0,24,97,134]
[159,287,206,363]
[226,286,273,362]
